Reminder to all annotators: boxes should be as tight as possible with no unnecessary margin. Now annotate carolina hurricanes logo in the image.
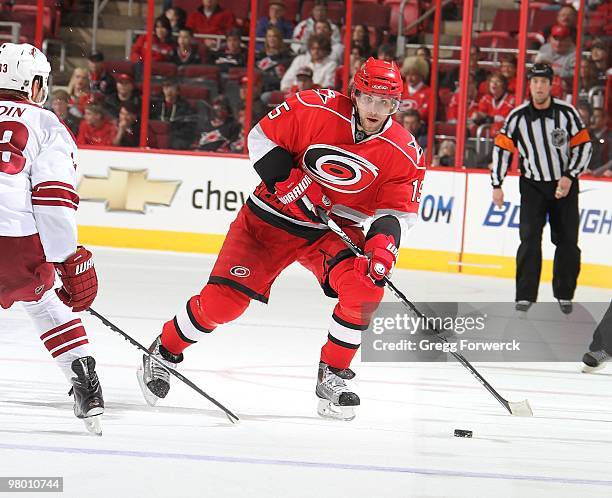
[302,144,379,194]
[230,266,251,278]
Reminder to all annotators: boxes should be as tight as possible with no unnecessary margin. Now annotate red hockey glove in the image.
[354,234,398,288]
[54,246,98,312]
[275,168,332,222]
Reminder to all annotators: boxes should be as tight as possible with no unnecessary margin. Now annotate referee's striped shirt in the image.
[491,98,592,187]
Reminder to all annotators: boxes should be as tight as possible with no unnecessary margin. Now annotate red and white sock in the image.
[320,311,366,370]
[22,289,92,380]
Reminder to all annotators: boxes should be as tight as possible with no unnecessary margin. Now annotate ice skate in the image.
[315,362,360,421]
[137,336,183,406]
[582,349,611,373]
[69,357,104,436]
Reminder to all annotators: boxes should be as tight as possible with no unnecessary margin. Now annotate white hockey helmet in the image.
[0,43,51,105]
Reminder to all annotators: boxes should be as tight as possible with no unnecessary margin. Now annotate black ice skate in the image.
[582,349,611,373]
[69,356,104,436]
[137,336,182,406]
[315,362,360,421]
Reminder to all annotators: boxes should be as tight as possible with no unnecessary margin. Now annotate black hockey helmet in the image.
[527,63,554,82]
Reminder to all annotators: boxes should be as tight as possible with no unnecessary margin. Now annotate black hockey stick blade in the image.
[316,208,533,417]
[86,307,240,423]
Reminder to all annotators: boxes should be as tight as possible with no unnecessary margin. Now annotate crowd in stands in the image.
[32,0,608,173]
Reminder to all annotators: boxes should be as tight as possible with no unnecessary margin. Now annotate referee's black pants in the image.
[516,176,581,302]
[588,300,612,354]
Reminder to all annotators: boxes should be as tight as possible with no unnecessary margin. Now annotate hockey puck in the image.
[454,429,473,438]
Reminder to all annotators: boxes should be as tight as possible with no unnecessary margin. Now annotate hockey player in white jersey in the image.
[0,43,103,435]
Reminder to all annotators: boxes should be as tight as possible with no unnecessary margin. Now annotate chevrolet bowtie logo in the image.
[77,168,181,213]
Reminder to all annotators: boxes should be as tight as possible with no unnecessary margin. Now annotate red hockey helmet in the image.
[352,57,403,99]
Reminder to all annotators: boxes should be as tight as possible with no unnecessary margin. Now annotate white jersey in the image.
[0,98,79,262]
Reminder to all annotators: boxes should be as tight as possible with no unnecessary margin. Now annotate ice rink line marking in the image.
[0,443,611,487]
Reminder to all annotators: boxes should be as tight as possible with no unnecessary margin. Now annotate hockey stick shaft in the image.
[86,307,240,423]
[317,209,530,416]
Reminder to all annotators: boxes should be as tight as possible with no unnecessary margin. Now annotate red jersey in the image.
[186,5,236,36]
[399,82,431,120]
[477,92,515,135]
[247,89,425,243]
[130,34,174,63]
[447,92,479,122]
[76,118,117,146]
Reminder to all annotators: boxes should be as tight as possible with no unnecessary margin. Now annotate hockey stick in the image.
[86,307,240,424]
[316,209,533,417]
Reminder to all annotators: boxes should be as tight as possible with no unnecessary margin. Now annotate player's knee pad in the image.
[21,288,76,331]
[198,283,251,328]
[163,284,252,354]
[330,259,384,326]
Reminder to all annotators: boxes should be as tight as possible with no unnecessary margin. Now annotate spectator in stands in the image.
[76,103,117,146]
[229,104,247,153]
[255,1,293,51]
[351,25,372,59]
[171,27,202,66]
[51,90,81,137]
[441,46,488,91]
[400,56,431,121]
[257,26,294,93]
[315,19,343,65]
[472,72,515,136]
[239,73,268,124]
[104,73,141,119]
[577,57,600,104]
[67,67,91,118]
[209,28,246,73]
[536,24,575,79]
[590,39,610,85]
[588,107,610,175]
[186,0,236,46]
[577,101,592,128]
[291,0,341,56]
[498,54,517,95]
[542,4,577,40]
[334,49,364,91]
[281,34,336,91]
[447,76,479,134]
[130,15,175,64]
[400,110,427,149]
[112,102,140,147]
[377,44,396,63]
[415,46,431,66]
[432,140,455,167]
[150,78,197,150]
[196,95,241,152]
[284,66,320,98]
[87,52,116,96]
[165,6,187,33]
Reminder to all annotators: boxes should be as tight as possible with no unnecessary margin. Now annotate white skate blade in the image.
[582,363,607,373]
[508,399,533,417]
[317,398,357,421]
[136,367,160,407]
[83,414,102,436]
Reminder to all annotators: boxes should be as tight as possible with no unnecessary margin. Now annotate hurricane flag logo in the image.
[302,145,379,193]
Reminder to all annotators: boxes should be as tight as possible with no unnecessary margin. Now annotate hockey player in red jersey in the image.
[138,57,426,420]
[0,44,103,434]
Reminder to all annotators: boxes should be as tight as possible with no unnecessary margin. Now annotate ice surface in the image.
[1,247,611,497]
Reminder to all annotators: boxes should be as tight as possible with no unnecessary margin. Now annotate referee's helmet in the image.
[527,63,554,82]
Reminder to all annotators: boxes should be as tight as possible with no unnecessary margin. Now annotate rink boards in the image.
[75,148,612,288]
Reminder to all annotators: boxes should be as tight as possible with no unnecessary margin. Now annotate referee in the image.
[491,63,592,314]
